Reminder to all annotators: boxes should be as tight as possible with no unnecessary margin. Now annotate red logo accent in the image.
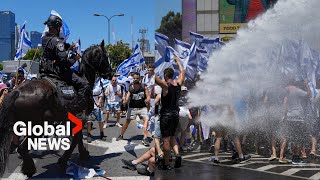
[68,112,82,135]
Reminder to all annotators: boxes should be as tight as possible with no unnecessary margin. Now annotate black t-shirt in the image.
[160,83,181,113]
[129,83,146,108]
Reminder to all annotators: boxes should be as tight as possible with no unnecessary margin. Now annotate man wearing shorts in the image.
[104,76,123,128]
[86,84,106,143]
[117,72,151,147]
[151,55,184,169]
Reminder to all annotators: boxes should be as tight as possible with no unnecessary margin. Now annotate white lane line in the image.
[85,137,148,155]
[88,176,150,180]
[231,161,269,167]
[182,153,212,159]
[4,159,39,180]
[183,158,309,179]
[281,168,320,176]
[256,165,278,171]
[309,172,320,180]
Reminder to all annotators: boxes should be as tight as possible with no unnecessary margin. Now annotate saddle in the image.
[41,76,79,114]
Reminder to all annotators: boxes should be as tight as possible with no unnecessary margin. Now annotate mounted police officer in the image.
[41,15,93,114]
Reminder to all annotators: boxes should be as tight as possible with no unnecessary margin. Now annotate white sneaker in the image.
[116,122,122,128]
[103,123,109,128]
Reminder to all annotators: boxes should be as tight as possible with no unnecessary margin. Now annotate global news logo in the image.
[13,112,82,151]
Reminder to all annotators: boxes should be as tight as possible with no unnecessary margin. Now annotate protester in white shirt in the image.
[104,76,123,128]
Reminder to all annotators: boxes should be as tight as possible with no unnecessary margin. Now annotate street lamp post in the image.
[94,13,124,45]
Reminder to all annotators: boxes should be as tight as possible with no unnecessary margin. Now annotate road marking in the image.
[85,137,148,155]
[231,161,268,167]
[182,153,212,159]
[4,159,38,180]
[281,168,320,176]
[88,176,150,180]
[309,172,320,180]
[256,165,278,171]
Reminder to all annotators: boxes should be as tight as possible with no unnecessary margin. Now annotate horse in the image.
[0,40,112,178]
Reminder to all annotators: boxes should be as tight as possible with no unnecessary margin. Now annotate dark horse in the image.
[0,40,112,177]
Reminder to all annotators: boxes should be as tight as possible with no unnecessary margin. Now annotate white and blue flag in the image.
[196,48,209,72]
[200,37,224,56]
[15,22,31,60]
[71,38,82,72]
[190,31,204,47]
[155,33,171,78]
[116,44,145,76]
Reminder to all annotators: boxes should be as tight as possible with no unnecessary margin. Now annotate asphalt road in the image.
[2,116,152,180]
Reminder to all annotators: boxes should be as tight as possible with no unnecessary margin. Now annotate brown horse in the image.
[0,40,112,177]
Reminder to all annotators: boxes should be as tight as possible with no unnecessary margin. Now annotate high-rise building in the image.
[0,11,15,61]
[30,31,42,48]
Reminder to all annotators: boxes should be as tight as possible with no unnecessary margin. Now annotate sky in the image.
[1,0,181,52]
[155,0,182,28]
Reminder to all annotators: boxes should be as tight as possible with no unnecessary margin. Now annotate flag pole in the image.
[26,47,39,79]
[14,49,22,88]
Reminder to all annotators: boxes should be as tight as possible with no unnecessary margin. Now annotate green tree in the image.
[0,63,3,71]
[23,48,43,61]
[106,41,132,69]
[156,11,182,46]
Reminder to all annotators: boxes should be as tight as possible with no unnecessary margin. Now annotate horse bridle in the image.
[75,46,107,77]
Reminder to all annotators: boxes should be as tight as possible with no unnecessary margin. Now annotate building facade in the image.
[182,0,277,43]
[30,31,42,48]
[0,11,15,61]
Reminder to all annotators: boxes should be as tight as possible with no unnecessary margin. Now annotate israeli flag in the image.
[185,43,198,80]
[133,44,145,64]
[117,75,132,93]
[174,39,191,69]
[155,32,169,57]
[101,78,110,88]
[155,33,171,78]
[116,44,145,76]
[166,46,182,79]
[200,37,224,56]
[15,22,31,60]
[196,48,209,72]
[116,54,140,77]
[71,38,82,72]
[0,71,3,83]
[42,10,70,42]
[190,31,204,47]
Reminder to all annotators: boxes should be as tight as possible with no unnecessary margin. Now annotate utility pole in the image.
[131,16,135,52]
[138,28,147,56]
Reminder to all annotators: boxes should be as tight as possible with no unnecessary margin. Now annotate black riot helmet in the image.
[44,15,62,29]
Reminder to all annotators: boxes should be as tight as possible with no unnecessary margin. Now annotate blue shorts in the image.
[88,108,103,122]
[149,115,161,139]
[106,102,121,111]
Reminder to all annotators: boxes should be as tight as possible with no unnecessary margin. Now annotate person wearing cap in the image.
[41,14,92,113]
[0,83,9,106]
[2,76,10,88]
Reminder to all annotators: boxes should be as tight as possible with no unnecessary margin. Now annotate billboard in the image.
[219,0,278,34]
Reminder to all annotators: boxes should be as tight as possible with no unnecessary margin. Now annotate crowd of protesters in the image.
[5,55,320,177]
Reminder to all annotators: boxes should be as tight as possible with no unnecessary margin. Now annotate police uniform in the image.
[41,15,93,114]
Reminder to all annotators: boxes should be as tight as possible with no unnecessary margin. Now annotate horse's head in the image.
[82,40,113,80]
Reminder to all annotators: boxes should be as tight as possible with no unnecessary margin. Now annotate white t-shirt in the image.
[92,86,103,109]
[106,84,122,103]
[142,75,155,97]
[154,85,162,95]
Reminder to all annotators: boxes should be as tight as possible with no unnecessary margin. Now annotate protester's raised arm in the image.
[175,56,185,85]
